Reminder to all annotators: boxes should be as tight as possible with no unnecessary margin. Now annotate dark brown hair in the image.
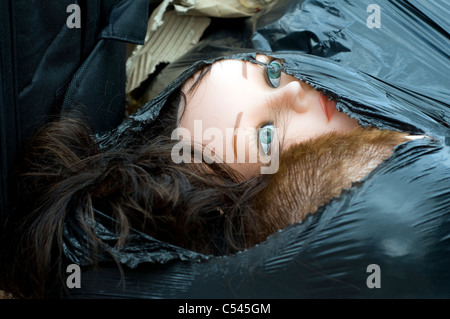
[1,62,408,298]
[1,84,270,298]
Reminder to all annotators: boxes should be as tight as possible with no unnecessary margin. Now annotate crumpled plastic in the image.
[0,0,150,237]
[64,0,450,298]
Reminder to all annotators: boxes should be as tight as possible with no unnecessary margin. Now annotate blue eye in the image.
[266,59,282,88]
[259,123,275,155]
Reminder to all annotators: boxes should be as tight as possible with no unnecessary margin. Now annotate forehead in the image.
[177,55,278,130]
[182,59,244,95]
[179,60,247,127]
[181,55,272,96]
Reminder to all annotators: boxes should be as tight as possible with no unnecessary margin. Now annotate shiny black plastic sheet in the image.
[65,0,449,298]
[0,0,151,222]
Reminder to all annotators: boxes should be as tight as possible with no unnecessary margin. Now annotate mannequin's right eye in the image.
[258,122,275,155]
[266,60,282,88]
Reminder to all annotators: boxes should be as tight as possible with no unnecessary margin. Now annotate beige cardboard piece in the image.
[125,0,274,109]
[126,2,210,94]
[174,0,258,17]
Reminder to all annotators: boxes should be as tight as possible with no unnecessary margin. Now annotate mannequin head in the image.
[4,53,410,298]
[178,54,360,179]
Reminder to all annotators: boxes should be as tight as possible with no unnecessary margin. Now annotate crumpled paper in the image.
[125,0,274,96]
[125,1,210,94]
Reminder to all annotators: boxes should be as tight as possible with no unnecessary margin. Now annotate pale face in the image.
[178,55,360,179]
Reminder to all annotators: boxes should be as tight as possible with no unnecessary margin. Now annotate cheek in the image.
[227,130,266,179]
[228,162,261,180]
[331,112,360,131]
[281,108,360,146]
[281,114,327,144]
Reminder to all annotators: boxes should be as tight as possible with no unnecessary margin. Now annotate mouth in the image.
[319,94,337,122]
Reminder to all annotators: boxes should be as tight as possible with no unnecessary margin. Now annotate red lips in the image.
[319,94,336,122]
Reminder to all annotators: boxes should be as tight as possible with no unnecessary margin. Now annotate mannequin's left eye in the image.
[258,123,275,155]
[266,59,282,88]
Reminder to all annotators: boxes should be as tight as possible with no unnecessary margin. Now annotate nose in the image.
[268,80,307,114]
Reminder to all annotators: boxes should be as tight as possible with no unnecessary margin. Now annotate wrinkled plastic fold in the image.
[65,0,449,298]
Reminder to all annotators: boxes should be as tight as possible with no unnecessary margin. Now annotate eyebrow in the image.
[242,61,248,79]
[233,111,243,159]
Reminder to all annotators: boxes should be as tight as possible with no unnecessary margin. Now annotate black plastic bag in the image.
[63,0,450,298]
[2,0,448,298]
[0,0,150,222]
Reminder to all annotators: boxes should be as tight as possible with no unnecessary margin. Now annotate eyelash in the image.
[266,59,282,88]
[254,57,283,157]
[257,121,275,156]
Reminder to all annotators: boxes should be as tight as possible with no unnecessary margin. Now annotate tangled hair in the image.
[0,61,409,298]
[2,86,270,298]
